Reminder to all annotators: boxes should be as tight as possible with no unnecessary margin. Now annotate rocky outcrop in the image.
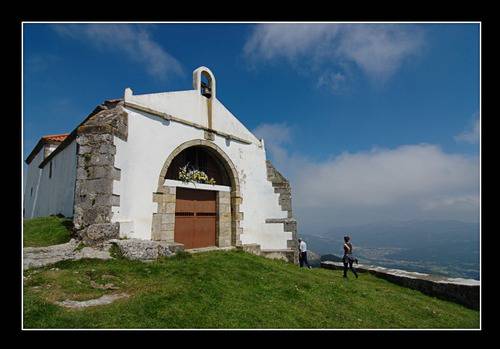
[109,239,184,261]
[56,293,130,309]
[23,239,112,270]
[321,261,480,310]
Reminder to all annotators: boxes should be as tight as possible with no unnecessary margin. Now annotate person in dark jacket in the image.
[342,235,358,278]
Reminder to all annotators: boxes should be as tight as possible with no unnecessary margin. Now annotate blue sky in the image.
[23,23,480,231]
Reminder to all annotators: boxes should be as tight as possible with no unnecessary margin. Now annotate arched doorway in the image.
[151,140,243,249]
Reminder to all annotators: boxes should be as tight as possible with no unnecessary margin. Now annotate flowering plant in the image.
[178,164,216,185]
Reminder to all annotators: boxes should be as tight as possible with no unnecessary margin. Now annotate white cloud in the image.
[317,71,347,93]
[336,25,423,80]
[253,122,292,165]
[455,117,480,144]
[253,122,291,144]
[52,24,183,80]
[253,123,479,230]
[26,53,60,73]
[244,24,424,90]
[244,24,337,62]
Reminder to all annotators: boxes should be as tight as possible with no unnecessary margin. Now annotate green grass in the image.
[23,216,73,247]
[23,250,479,329]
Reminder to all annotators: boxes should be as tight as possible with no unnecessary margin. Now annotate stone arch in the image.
[151,139,243,247]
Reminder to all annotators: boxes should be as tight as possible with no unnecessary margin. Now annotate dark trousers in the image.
[299,252,311,268]
[343,259,358,278]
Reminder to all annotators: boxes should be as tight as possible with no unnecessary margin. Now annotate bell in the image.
[201,86,212,98]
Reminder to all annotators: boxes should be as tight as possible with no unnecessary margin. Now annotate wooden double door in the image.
[174,187,217,249]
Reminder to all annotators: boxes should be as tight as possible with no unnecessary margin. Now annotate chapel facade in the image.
[24,67,298,263]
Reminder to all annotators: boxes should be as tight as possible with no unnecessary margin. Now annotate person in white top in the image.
[298,238,312,269]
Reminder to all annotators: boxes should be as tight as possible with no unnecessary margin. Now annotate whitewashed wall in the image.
[24,148,44,219]
[113,90,291,250]
[23,140,77,219]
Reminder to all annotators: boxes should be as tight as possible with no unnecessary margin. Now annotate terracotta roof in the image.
[25,133,70,164]
[41,134,69,143]
[27,99,124,167]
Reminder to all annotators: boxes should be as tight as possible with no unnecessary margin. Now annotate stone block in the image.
[218,204,231,214]
[280,200,292,212]
[76,167,90,180]
[220,212,231,221]
[112,167,121,181]
[110,239,174,260]
[80,166,114,180]
[98,144,116,155]
[152,192,164,202]
[164,194,176,203]
[242,244,261,256]
[165,203,176,213]
[284,221,297,233]
[111,194,120,206]
[80,205,112,225]
[82,223,119,245]
[218,221,231,232]
[161,214,175,224]
[231,196,242,205]
[79,145,93,154]
[218,239,231,248]
[232,212,243,221]
[83,178,113,194]
[218,192,231,204]
[85,153,115,167]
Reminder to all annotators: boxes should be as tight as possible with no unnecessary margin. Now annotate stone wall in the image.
[73,100,128,246]
[217,191,232,247]
[265,160,298,264]
[240,244,296,264]
[321,261,480,310]
[151,186,176,241]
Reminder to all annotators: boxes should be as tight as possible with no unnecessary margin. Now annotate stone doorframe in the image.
[151,139,243,248]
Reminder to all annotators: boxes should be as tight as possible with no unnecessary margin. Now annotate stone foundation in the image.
[260,249,296,264]
[109,239,184,261]
[241,244,296,264]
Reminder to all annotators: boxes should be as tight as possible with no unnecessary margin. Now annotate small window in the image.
[49,162,52,179]
[30,187,33,197]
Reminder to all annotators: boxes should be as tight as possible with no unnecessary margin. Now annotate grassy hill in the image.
[23,250,479,329]
[23,216,73,247]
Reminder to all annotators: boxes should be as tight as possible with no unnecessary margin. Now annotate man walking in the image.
[298,238,312,269]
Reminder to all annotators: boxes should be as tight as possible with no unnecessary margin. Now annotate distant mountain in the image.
[301,219,479,280]
[307,250,321,267]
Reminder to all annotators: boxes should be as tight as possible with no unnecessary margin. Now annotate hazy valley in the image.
[302,219,479,280]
